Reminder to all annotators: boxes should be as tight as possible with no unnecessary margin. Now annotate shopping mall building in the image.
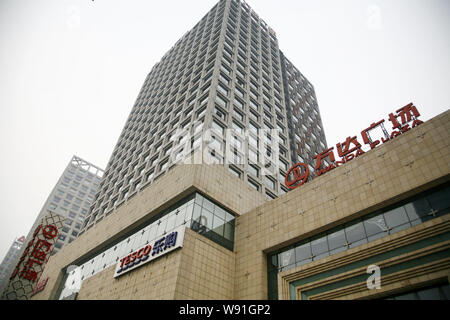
[23,109,448,300]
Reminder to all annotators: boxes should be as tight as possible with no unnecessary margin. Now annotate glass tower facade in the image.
[17,156,103,257]
[0,237,25,295]
[0,156,103,297]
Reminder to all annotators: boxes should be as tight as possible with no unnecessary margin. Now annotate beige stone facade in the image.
[31,110,450,300]
[72,228,235,300]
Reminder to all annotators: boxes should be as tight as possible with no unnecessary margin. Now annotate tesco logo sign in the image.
[114,226,186,278]
[117,245,152,273]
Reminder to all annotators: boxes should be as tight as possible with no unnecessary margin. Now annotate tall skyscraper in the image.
[0,236,25,295]
[6,156,103,269]
[1,156,103,297]
[28,156,104,253]
[80,0,327,235]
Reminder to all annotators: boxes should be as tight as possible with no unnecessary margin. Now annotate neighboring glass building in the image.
[3,155,104,289]
[0,236,25,295]
[29,156,104,253]
[81,0,328,234]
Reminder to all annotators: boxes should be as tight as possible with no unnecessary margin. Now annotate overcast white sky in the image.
[0,0,448,262]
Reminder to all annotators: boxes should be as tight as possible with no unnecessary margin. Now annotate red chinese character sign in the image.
[2,211,65,300]
[285,103,423,190]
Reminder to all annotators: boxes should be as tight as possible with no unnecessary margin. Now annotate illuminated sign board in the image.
[286,103,424,190]
[114,225,186,278]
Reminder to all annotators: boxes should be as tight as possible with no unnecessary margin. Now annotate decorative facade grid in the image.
[81,0,328,233]
[280,52,328,177]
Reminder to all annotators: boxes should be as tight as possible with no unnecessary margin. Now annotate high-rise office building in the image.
[1,156,103,297]
[0,236,25,295]
[14,156,104,262]
[81,0,327,234]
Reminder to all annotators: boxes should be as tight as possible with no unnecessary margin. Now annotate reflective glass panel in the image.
[417,287,441,300]
[214,206,226,220]
[345,221,366,244]
[175,206,187,227]
[294,242,312,263]
[395,292,417,300]
[147,224,157,242]
[203,197,215,213]
[364,215,388,237]
[327,229,347,250]
[427,187,450,212]
[155,217,167,237]
[224,221,234,241]
[212,215,225,236]
[311,236,328,256]
[279,248,294,268]
[192,204,202,222]
[201,208,214,230]
[166,213,176,231]
[184,203,194,221]
[383,207,409,228]
[440,284,450,299]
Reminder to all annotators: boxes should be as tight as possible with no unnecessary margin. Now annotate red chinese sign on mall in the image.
[2,212,65,300]
[285,103,424,189]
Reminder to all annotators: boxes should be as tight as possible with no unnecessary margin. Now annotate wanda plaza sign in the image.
[285,103,424,190]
